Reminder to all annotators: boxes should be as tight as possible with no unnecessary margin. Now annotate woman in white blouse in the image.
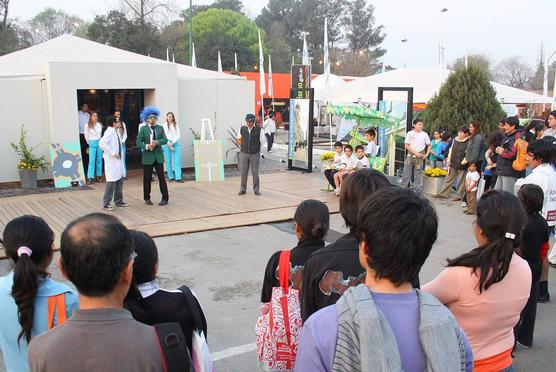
[162,112,183,182]
[84,112,103,183]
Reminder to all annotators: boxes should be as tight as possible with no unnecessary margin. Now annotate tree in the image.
[422,65,505,135]
[0,22,32,55]
[449,53,492,80]
[494,55,533,89]
[266,21,293,72]
[333,49,381,76]
[87,11,162,58]
[121,0,174,26]
[28,8,83,43]
[343,0,385,55]
[0,0,10,29]
[183,8,265,71]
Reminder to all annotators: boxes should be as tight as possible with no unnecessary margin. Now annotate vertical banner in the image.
[378,127,386,157]
[288,88,314,172]
[291,64,311,99]
[193,140,225,182]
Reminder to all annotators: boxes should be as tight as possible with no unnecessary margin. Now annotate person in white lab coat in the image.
[99,116,128,211]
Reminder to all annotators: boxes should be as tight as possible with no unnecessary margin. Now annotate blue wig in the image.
[140,106,161,123]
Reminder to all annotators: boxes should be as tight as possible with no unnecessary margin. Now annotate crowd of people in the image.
[0,109,554,371]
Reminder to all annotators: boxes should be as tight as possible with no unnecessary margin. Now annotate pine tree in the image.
[422,65,505,135]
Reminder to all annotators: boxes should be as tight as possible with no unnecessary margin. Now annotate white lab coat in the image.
[99,127,124,182]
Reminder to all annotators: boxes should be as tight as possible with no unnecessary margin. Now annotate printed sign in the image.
[291,64,311,99]
[194,139,225,182]
[50,142,86,188]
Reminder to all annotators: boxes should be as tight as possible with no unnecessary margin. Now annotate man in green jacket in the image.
[136,106,169,205]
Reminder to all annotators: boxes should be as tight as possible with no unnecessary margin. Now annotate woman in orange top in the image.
[423,190,531,372]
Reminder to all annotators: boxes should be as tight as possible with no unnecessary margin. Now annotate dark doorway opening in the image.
[77,89,145,172]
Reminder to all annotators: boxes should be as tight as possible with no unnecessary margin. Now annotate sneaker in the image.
[103,205,114,211]
[115,202,129,207]
[460,202,467,207]
[145,199,153,205]
[255,191,261,196]
[238,191,246,195]
[516,341,532,349]
[159,200,168,206]
[538,292,550,303]
[177,179,185,183]
[268,150,273,153]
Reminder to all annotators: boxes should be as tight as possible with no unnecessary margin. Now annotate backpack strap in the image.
[153,322,192,372]
[178,285,208,339]
[47,294,67,330]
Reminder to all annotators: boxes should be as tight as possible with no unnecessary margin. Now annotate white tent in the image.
[0,35,253,183]
[310,73,348,102]
[329,67,552,105]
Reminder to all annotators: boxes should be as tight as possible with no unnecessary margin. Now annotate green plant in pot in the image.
[11,124,48,189]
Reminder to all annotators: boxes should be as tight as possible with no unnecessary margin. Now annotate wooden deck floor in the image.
[0,172,339,258]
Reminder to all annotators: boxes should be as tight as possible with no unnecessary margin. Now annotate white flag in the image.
[302,32,309,65]
[166,48,169,61]
[217,51,223,73]
[323,18,330,102]
[192,42,197,68]
[464,52,468,68]
[268,54,273,98]
[258,29,266,97]
[234,53,238,71]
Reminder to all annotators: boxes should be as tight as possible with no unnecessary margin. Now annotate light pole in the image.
[401,38,408,68]
[189,0,193,66]
[543,49,556,98]
[439,8,448,69]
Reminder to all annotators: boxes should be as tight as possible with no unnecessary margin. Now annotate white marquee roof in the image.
[0,35,241,80]
[329,67,551,104]
[311,73,348,102]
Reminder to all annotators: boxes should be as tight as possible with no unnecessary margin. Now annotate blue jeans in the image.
[163,142,182,180]
[87,139,103,180]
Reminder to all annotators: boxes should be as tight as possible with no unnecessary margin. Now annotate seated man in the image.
[28,213,164,372]
[295,187,473,372]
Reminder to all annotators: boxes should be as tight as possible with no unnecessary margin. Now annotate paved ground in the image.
[1,195,555,371]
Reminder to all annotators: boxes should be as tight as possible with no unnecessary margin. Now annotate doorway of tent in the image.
[77,89,145,177]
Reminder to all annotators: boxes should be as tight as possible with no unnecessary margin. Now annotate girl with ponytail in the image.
[260,199,330,303]
[423,191,531,372]
[0,215,78,372]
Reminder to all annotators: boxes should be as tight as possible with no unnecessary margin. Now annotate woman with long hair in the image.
[124,230,207,355]
[0,216,78,372]
[162,112,183,183]
[423,191,531,372]
[466,121,486,171]
[84,111,104,183]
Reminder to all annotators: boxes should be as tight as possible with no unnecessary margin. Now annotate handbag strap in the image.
[47,294,67,330]
[278,250,291,294]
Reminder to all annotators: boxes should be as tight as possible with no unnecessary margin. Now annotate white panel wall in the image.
[0,77,50,182]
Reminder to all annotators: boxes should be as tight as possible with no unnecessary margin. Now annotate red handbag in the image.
[256,250,302,371]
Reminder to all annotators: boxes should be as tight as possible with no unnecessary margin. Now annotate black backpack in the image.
[154,322,194,372]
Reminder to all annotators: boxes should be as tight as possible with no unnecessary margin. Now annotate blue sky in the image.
[11,0,556,70]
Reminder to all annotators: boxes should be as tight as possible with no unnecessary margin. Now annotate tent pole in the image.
[329,110,333,150]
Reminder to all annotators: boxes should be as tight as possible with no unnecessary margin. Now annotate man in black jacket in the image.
[301,169,391,322]
[237,113,265,195]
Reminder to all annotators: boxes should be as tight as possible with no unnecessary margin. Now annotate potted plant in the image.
[11,124,48,189]
[225,128,241,169]
[320,152,335,170]
[423,167,447,195]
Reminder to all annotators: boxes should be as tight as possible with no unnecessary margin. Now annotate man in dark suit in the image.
[136,107,169,206]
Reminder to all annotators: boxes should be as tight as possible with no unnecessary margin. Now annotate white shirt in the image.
[355,156,369,169]
[263,118,276,134]
[162,122,181,144]
[333,152,343,169]
[365,141,379,157]
[117,122,127,143]
[404,130,431,153]
[84,122,102,143]
[514,163,556,226]
[340,154,357,170]
[465,171,480,192]
[78,111,90,134]
[237,125,266,145]
[541,128,556,138]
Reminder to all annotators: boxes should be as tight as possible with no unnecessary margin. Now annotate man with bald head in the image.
[28,213,164,372]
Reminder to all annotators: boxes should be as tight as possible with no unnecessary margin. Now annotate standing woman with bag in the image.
[162,112,183,183]
[84,112,104,183]
[0,216,78,372]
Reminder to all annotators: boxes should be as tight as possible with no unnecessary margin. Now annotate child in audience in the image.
[0,216,78,372]
[365,129,378,157]
[515,184,548,348]
[260,200,330,303]
[423,190,531,372]
[353,145,369,171]
[464,162,480,215]
[333,145,356,195]
[296,187,473,372]
[324,141,343,189]
[124,230,208,356]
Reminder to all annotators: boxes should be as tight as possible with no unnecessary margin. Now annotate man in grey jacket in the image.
[237,113,266,195]
[29,214,164,372]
